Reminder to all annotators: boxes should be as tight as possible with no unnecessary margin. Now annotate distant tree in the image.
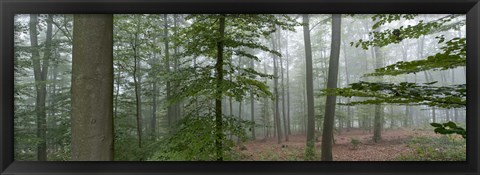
[157,14,298,161]
[329,14,466,137]
[29,14,53,161]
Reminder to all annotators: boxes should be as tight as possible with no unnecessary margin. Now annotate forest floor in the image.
[237,128,441,161]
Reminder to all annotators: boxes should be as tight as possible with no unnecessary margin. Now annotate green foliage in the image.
[169,14,300,105]
[175,14,298,59]
[430,121,466,139]
[304,140,317,160]
[396,136,466,161]
[149,113,253,161]
[349,137,361,150]
[352,14,462,49]
[365,37,465,76]
[14,14,73,161]
[333,14,467,140]
[323,81,465,108]
[370,14,418,30]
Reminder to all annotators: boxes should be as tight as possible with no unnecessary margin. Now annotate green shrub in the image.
[396,136,466,161]
[304,140,317,160]
[349,137,361,150]
[149,114,252,161]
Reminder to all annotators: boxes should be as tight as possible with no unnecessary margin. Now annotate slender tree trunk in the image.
[302,77,307,135]
[321,14,341,161]
[250,59,256,140]
[277,30,289,142]
[342,39,352,132]
[173,14,181,123]
[133,35,142,148]
[303,14,317,160]
[451,69,458,122]
[272,30,282,144]
[263,61,270,138]
[30,14,52,161]
[400,43,412,127]
[114,67,121,119]
[237,100,243,143]
[164,14,175,130]
[151,52,158,137]
[285,32,292,135]
[71,14,113,160]
[229,96,233,116]
[214,14,226,161]
[372,28,384,143]
[48,48,59,153]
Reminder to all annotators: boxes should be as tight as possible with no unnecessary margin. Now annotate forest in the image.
[14,14,466,161]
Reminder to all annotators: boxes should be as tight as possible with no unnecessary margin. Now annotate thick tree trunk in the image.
[321,14,341,161]
[71,14,113,160]
[214,14,226,161]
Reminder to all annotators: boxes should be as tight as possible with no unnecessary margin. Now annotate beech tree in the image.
[71,14,114,161]
[321,14,341,161]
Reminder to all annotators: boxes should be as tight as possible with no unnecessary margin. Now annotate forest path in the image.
[238,128,439,161]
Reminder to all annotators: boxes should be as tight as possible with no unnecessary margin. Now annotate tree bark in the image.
[272,29,283,144]
[303,14,316,159]
[71,14,113,160]
[132,20,143,148]
[285,32,292,135]
[214,14,226,161]
[151,52,158,137]
[250,59,256,140]
[342,38,352,132]
[164,14,175,130]
[30,14,52,161]
[321,14,341,161]
[278,32,289,142]
[372,28,384,143]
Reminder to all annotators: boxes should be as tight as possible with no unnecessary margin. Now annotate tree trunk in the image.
[250,59,256,140]
[342,39,352,132]
[132,23,143,148]
[164,14,175,130]
[272,29,282,144]
[173,14,181,123]
[390,105,394,128]
[303,14,316,160]
[372,29,384,143]
[71,14,113,160]
[151,52,158,137]
[285,32,292,135]
[277,29,289,142]
[321,14,341,161]
[214,14,226,161]
[30,14,52,161]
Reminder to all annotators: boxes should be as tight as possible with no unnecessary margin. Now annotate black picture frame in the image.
[1,0,479,174]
